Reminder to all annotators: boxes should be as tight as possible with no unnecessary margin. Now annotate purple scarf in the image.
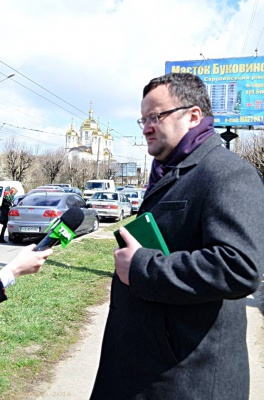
[148,116,215,190]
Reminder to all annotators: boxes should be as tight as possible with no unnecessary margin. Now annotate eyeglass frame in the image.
[137,105,195,129]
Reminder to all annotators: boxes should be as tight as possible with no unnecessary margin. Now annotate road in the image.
[0,221,112,264]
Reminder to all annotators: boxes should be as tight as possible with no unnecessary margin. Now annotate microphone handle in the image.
[34,232,60,251]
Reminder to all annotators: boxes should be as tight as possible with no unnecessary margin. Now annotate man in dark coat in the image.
[90,73,264,400]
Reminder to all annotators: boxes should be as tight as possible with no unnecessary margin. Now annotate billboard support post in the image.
[220,127,238,150]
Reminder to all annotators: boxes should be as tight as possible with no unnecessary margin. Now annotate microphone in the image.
[34,207,85,251]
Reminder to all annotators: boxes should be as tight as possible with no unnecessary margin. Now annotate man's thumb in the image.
[118,227,140,247]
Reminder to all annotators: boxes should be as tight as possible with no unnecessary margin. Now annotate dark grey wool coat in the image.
[90,134,264,400]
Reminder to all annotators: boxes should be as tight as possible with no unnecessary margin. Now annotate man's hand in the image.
[114,227,142,285]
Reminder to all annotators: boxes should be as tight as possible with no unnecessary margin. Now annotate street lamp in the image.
[0,74,15,83]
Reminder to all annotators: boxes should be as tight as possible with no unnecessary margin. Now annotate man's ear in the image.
[188,106,203,128]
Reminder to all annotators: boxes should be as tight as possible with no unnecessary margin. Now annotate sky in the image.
[0,0,263,172]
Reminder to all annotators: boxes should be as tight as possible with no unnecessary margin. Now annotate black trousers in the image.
[0,221,7,240]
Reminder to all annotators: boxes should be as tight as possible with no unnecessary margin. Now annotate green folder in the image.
[114,212,170,255]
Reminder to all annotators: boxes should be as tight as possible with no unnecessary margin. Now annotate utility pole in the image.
[96,137,101,178]
[143,155,147,184]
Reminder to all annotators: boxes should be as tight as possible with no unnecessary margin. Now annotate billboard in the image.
[165,56,264,127]
[116,162,137,177]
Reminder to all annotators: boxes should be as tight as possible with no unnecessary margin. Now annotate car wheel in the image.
[8,234,23,243]
[116,210,124,222]
[92,218,99,232]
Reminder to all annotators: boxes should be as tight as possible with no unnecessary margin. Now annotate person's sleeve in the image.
[129,162,264,305]
[0,279,7,302]
[0,265,16,289]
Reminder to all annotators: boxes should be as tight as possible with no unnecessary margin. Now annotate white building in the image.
[65,103,114,163]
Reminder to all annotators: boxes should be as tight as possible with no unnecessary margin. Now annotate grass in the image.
[0,216,135,400]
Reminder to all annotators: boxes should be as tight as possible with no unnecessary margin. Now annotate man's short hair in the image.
[143,73,213,118]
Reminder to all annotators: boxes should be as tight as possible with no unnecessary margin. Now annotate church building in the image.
[65,102,114,163]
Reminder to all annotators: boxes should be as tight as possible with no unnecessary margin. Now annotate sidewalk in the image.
[33,300,110,400]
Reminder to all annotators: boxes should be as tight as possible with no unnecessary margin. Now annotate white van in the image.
[83,179,116,200]
[0,181,25,206]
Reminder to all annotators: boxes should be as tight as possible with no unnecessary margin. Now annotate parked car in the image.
[87,191,132,221]
[11,187,65,206]
[7,192,99,243]
[63,186,82,196]
[12,186,67,206]
[45,183,71,189]
[120,189,146,213]
[12,194,26,207]
[36,186,65,191]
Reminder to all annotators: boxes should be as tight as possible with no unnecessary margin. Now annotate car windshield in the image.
[20,194,62,207]
[85,182,104,190]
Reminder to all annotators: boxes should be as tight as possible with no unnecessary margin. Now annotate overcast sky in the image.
[0,0,263,172]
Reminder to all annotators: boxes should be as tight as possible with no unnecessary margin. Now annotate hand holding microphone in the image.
[34,207,85,251]
[1,207,85,302]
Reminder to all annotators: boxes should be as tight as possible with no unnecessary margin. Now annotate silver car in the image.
[87,191,132,221]
[7,191,99,243]
[120,189,146,213]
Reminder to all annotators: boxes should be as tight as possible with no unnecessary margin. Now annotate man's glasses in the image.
[137,105,194,129]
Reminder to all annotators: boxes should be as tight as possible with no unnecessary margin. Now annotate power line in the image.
[1,74,86,122]
[0,121,65,136]
[241,0,259,55]
[0,126,60,147]
[0,60,88,117]
[255,26,264,52]
[0,60,146,152]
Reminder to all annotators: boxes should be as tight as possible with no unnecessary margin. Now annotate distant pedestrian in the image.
[0,194,13,243]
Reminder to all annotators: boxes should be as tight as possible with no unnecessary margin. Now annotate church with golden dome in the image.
[65,102,114,163]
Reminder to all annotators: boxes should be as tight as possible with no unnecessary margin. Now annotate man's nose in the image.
[143,121,155,135]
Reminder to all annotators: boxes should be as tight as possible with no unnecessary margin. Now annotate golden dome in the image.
[104,124,113,140]
[80,102,98,130]
[66,122,79,137]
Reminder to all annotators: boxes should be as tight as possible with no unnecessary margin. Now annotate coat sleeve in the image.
[129,159,264,305]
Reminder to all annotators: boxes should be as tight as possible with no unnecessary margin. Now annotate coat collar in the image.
[145,134,223,197]
[179,133,223,168]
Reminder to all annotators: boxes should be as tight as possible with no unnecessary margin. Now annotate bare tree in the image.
[3,137,35,181]
[100,160,119,180]
[234,132,264,178]
[60,156,79,186]
[76,158,97,189]
[39,148,66,184]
